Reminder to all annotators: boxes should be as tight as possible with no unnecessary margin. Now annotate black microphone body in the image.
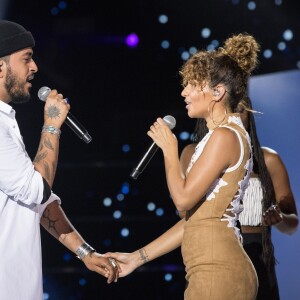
[130,115,176,179]
[64,112,92,143]
[38,86,92,143]
[130,142,159,179]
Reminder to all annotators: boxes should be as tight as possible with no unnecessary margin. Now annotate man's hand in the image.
[103,251,142,278]
[82,252,120,283]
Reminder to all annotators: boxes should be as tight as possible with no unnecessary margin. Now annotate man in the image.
[0,20,118,299]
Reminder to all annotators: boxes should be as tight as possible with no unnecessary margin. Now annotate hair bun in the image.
[222,33,260,75]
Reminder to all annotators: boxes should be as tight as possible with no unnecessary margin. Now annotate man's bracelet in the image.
[75,242,96,260]
[41,125,61,137]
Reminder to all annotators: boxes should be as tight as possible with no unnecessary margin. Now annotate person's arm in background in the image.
[262,147,298,235]
[40,200,119,283]
[104,143,197,277]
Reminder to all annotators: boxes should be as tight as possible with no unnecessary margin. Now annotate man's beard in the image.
[5,66,31,104]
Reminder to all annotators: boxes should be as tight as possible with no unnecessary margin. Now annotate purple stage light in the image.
[126,33,139,47]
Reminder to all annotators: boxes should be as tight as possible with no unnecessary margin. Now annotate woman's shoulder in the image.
[207,127,242,159]
[261,146,285,172]
[261,146,280,162]
[212,126,241,144]
[261,146,278,155]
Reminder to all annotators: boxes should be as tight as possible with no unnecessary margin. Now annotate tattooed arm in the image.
[33,89,69,188]
[40,200,119,283]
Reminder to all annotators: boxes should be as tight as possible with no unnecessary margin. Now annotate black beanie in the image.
[0,20,35,57]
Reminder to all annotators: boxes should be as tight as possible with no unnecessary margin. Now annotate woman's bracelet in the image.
[41,125,61,137]
[138,247,149,264]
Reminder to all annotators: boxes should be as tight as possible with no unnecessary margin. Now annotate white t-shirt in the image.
[0,101,60,300]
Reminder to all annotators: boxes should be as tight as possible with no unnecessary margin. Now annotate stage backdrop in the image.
[249,69,300,300]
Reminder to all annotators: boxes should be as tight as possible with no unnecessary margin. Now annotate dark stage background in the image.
[2,1,300,299]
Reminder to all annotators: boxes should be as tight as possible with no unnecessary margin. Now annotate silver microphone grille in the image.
[163,115,176,130]
[38,86,51,101]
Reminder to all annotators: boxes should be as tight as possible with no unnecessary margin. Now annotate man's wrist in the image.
[42,125,61,137]
[75,242,96,260]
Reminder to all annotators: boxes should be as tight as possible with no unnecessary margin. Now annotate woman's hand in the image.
[103,251,143,277]
[147,118,178,155]
[262,204,283,226]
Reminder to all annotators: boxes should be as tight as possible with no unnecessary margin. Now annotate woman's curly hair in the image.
[221,33,260,75]
[180,33,260,111]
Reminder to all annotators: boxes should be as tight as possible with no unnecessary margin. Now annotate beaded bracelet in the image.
[41,125,61,137]
[75,242,96,260]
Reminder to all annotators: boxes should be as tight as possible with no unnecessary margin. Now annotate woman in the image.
[185,96,298,299]
[106,96,298,299]
[107,33,260,299]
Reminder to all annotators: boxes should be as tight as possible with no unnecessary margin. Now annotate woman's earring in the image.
[213,90,220,97]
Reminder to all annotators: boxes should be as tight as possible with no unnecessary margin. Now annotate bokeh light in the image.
[126,33,139,48]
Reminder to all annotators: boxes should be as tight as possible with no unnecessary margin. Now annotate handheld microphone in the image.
[130,115,176,179]
[38,86,92,144]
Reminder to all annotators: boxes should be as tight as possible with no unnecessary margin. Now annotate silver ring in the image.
[109,257,117,268]
[270,204,278,211]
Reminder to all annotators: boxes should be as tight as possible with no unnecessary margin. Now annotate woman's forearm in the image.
[142,218,185,263]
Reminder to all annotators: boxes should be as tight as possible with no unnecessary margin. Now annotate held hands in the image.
[103,250,145,278]
[147,118,178,154]
[262,204,283,226]
[82,252,120,284]
[44,89,70,128]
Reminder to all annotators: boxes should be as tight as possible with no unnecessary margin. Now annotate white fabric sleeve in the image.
[0,122,45,206]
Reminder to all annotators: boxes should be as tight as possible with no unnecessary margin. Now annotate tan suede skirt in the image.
[182,218,258,300]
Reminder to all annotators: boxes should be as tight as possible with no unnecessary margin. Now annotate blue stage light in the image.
[164,273,173,281]
[278,42,286,51]
[121,182,130,194]
[58,1,67,10]
[156,208,164,216]
[201,28,211,39]
[113,210,122,219]
[122,144,130,152]
[161,40,170,49]
[263,49,273,59]
[158,15,168,24]
[247,1,256,10]
[79,278,87,286]
[121,228,130,237]
[103,197,112,207]
[179,131,190,141]
[116,193,125,201]
[147,202,156,211]
[283,29,293,41]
